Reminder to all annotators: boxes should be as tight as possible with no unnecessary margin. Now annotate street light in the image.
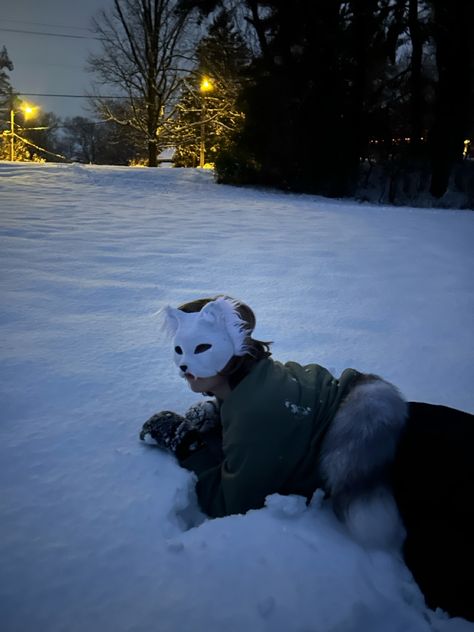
[22,104,36,119]
[9,102,39,161]
[200,77,213,93]
[463,139,471,160]
[199,76,214,168]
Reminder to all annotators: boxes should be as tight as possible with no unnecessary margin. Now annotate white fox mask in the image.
[162,297,250,378]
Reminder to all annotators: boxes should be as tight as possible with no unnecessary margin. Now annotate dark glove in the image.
[184,400,220,433]
[139,411,204,459]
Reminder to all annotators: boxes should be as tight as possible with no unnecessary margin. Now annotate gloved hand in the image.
[139,411,204,459]
[184,400,220,434]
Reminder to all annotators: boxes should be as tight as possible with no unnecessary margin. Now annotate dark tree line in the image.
[179,0,474,204]
[428,1,473,198]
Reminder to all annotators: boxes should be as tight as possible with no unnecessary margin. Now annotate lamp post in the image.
[199,76,214,168]
[10,107,14,162]
[9,102,38,161]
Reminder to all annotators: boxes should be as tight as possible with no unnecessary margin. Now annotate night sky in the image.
[1,0,109,119]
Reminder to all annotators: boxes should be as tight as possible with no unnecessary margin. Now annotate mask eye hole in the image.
[194,343,212,354]
[174,346,183,355]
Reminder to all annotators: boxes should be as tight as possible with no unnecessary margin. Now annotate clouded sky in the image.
[1,0,110,119]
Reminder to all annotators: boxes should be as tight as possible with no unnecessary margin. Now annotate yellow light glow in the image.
[200,77,214,93]
[21,103,38,120]
[463,139,471,158]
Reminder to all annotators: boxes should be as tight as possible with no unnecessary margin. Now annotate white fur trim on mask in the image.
[200,297,250,356]
[161,296,251,356]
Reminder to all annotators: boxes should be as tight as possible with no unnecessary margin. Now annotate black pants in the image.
[393,402,474,621]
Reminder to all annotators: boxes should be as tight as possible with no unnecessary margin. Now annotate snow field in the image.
[1,163,473,631]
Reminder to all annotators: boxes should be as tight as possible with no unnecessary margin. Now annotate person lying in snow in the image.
[140,295,474,621]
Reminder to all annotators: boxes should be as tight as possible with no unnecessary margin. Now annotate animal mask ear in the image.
[161,306,184,337]
[199,300,224,325]
[200,297,249,355]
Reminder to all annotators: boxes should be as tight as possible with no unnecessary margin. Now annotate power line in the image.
[13,130,69,161]
[17,93,129,100]
[0,27,101,41]
[1,18,94,33]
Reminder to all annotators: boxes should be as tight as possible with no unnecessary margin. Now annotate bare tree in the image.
[88,0,198,166]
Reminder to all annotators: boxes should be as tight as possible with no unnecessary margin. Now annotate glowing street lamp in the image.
[200,77,213,93]
[22,104,36,119]
[199,76,214,168]
[463,139,471,159]
[9,101,39,161]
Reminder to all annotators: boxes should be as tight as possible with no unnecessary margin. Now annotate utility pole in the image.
[10,107,15,162]
[200,100,206,168]
[199,76,214,168]
[7,101,39,162]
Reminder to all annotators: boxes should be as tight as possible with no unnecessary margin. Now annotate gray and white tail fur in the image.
[319,374,408,550]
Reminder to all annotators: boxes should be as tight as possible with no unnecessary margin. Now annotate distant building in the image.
[158,147,175,167]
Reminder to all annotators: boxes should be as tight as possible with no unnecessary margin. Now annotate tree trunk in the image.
[245,0,270,61]
[148,138,158,167]
[429,0,471,198]
[408,0,423,151]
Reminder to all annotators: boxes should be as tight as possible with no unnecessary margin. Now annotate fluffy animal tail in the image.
[319,375,407,549]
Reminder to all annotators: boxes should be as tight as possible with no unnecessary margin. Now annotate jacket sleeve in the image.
[179,418,299,518]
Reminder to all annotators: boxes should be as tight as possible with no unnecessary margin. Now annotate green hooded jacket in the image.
[179,358,361,518]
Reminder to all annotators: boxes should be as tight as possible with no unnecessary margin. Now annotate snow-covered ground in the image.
[0,163,473,632]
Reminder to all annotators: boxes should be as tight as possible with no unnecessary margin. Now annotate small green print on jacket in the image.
[180,358,361,518]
